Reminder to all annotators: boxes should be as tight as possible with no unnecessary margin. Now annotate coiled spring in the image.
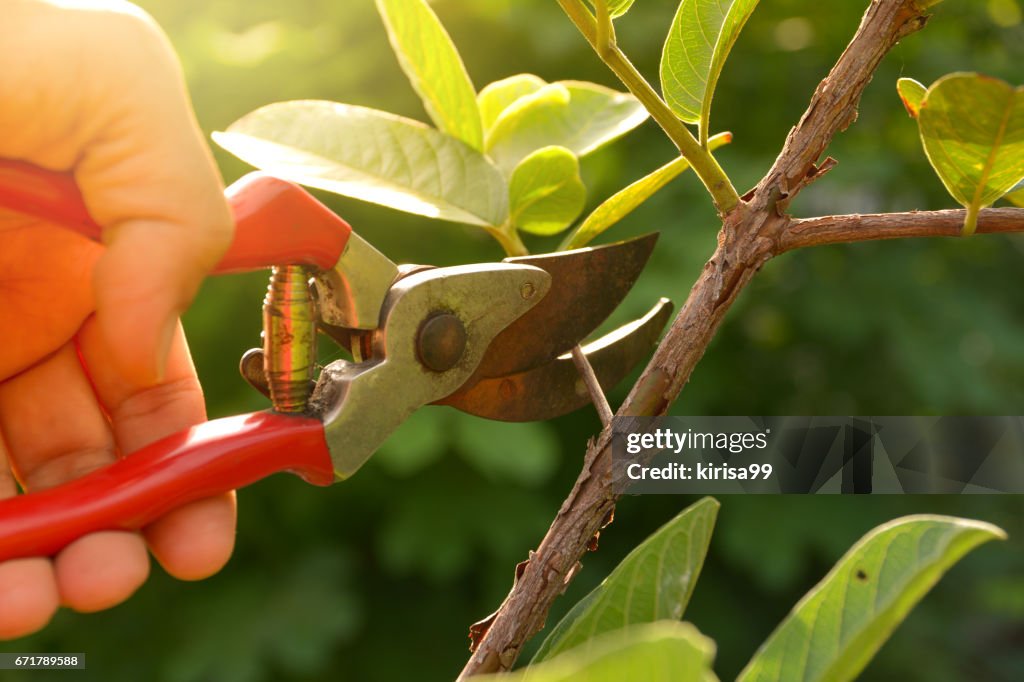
[262,265,316,412]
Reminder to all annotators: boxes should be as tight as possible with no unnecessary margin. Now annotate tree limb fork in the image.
[458,2,1024,677]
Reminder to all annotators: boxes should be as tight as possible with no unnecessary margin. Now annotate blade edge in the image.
[475,232,659,378]
[439,298,673,421]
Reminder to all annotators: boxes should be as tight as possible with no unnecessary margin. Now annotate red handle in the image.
[0,412,335,561]
[0,159,352,273]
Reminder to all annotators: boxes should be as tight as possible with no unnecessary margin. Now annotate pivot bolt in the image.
[417,313,467,372]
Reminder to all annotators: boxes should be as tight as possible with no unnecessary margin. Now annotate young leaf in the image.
[478,74,547,132]
[661,0,760,144]
[375,0,483,150]
[561,131,732,250]
[478,622,717,682]
[214,101,508,227]
[917,72,1024,235]
[896,77,927,118]
[486,81,648,175]
[509,146,586,236]
[533,497,719,663]
[590,0,637,19]
[737,515,1006,682]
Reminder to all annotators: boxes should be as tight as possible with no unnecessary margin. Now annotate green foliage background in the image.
[8,1,1024,680]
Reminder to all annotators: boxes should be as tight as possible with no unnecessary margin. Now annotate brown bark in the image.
[780,208,1024,250]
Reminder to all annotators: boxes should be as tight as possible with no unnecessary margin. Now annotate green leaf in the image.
[485,81,648,174]
[896,77,927,118]
[533,497,719,663]
[737,515,1006,682]
[213,101,508,227]
[917,72,1024,235]
[478,622,717,682]
[508,146,586,236]
[478,74,547,133]
[590,0,637,19]
[1005,178,1024,206]
[661,0,760,143]
[562,131,732,250]
[375,0,483,150]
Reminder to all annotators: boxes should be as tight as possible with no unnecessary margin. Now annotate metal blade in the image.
[437,298,673,421]
[475,232,659,378]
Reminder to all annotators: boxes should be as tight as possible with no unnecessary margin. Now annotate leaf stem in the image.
[963,202,980,236]
[556,0,740,214]
[594,0,615,54]
[488,223,530,257]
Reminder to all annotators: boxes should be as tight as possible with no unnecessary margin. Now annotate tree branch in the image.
[780,207,1024,251]
[458,1,944,676]
[750,0,931,213]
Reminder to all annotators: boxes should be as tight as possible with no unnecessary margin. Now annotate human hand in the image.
[0,0,235,637]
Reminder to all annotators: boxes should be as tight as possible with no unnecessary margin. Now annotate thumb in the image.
[67,7,232,386]
[92,220,219,386]
[0,2,230,386]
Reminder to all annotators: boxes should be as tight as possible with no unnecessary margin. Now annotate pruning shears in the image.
[0,159,671,561]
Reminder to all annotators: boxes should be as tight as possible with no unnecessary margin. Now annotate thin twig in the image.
[570,345,613,427]
[555,0,740,213]
[458,2,940,677]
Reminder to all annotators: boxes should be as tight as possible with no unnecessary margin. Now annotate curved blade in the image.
[475,232,658,378]
[438,298,673,421]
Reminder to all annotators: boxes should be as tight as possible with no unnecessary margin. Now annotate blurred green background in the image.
[8,1,1024,680]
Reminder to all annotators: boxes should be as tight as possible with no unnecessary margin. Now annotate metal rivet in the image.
[520,282,536,300]
[417,313,467,372]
